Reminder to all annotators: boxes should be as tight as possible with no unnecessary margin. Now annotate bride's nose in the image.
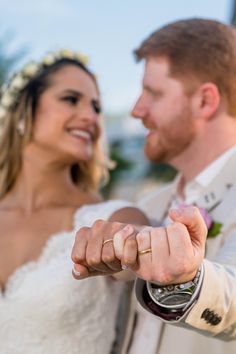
[77,102,99,124]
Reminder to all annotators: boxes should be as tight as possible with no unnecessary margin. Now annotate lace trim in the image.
[1,199,131,297]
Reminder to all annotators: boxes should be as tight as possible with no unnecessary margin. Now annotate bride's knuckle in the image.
[102,253,114,264]
[92,219,105,229]
[75,227,89,240]
[87,256,100,268]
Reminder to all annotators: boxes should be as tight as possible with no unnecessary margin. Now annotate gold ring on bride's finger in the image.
[102,239,113,246]
[138,248,152,255]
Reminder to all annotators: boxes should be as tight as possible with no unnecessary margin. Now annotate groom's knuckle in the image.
[136,231,149,245]
[150,227,163,237]
[168,222,187,236]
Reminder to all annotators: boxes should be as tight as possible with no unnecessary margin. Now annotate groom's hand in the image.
[123,206,207,284]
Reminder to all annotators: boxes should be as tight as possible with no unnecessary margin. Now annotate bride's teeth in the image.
[69,130,91,139]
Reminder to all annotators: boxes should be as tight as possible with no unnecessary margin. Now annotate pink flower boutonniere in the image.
[198,207,223,238]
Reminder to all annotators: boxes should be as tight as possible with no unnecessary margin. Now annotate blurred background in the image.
[1,0,235,201]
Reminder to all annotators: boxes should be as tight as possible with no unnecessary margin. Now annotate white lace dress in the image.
[0,200,130,354]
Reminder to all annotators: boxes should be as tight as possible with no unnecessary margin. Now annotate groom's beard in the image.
[144,106,196,164]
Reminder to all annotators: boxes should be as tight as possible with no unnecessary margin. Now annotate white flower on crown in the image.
[57,49,89,65]
[0,106,7,120]
[75,52,89,65]
[11,75,27,90]
[42,53,55,65]
[59,49,75,59]
[1,92,14,108]
[23,62,39,76]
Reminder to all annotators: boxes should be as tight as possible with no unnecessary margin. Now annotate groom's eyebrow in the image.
[144,85,163,95]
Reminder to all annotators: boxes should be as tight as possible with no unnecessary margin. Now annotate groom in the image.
[72,18,236,353]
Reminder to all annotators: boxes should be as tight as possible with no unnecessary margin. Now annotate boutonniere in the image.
[178,204,222,238]
[198,207,223,238]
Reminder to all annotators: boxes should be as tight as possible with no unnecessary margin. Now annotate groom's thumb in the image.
[169,206,208,245]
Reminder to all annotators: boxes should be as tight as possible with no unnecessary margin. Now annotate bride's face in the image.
[30,64,102,164]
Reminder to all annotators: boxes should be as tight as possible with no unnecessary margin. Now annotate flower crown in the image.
[0,49,89,134]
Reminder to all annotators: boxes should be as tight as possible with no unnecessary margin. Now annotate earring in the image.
[17,120,25,136]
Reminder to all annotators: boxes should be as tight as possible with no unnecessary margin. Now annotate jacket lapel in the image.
[195,151,236,217]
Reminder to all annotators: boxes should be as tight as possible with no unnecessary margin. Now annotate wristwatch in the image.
[146,265,204,311]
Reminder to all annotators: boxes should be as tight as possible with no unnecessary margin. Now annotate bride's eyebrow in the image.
[61,89,82,96]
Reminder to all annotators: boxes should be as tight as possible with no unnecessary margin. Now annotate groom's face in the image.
[131,57,198,165]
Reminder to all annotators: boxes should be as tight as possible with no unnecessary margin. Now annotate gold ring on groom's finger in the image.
[138,248,152,255]
[102,239,114,246]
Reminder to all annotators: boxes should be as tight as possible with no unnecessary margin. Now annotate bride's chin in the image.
[67,146,94,162]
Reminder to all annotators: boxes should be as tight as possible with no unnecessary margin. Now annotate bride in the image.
[0,50,147,354]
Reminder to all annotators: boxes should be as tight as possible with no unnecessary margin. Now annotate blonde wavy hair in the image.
[0,55,110,198]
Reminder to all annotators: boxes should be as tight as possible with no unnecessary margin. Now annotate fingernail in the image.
[122,264,128,270]
[73,266,81,277]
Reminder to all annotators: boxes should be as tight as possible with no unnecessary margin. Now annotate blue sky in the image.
[0,0,233,114]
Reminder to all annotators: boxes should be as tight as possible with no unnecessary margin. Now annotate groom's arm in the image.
[137,218,236,341]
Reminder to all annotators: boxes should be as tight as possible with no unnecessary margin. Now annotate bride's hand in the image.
[71,220,139,279]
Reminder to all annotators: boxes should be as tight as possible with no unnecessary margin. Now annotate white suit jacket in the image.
[130,151,236,354]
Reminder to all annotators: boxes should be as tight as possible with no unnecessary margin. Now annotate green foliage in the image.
[145,161,177,182]
[101,144,134,198]
[101,137,177,198]
[207,222,222,238]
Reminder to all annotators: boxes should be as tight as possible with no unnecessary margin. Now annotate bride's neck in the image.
[4,152,82,213]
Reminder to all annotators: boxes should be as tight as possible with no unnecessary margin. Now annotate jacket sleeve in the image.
[136,221,236,341]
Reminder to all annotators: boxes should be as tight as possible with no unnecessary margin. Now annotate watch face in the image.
[147,282,195,309]
[158,292,192,307]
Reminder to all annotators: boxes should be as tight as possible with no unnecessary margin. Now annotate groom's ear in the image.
[192,82,221,121]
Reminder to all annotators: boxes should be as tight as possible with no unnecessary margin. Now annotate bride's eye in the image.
[62,95,79,105]
[92,100,102,114]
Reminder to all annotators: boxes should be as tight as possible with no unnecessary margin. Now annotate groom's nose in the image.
[131,95,147,120]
